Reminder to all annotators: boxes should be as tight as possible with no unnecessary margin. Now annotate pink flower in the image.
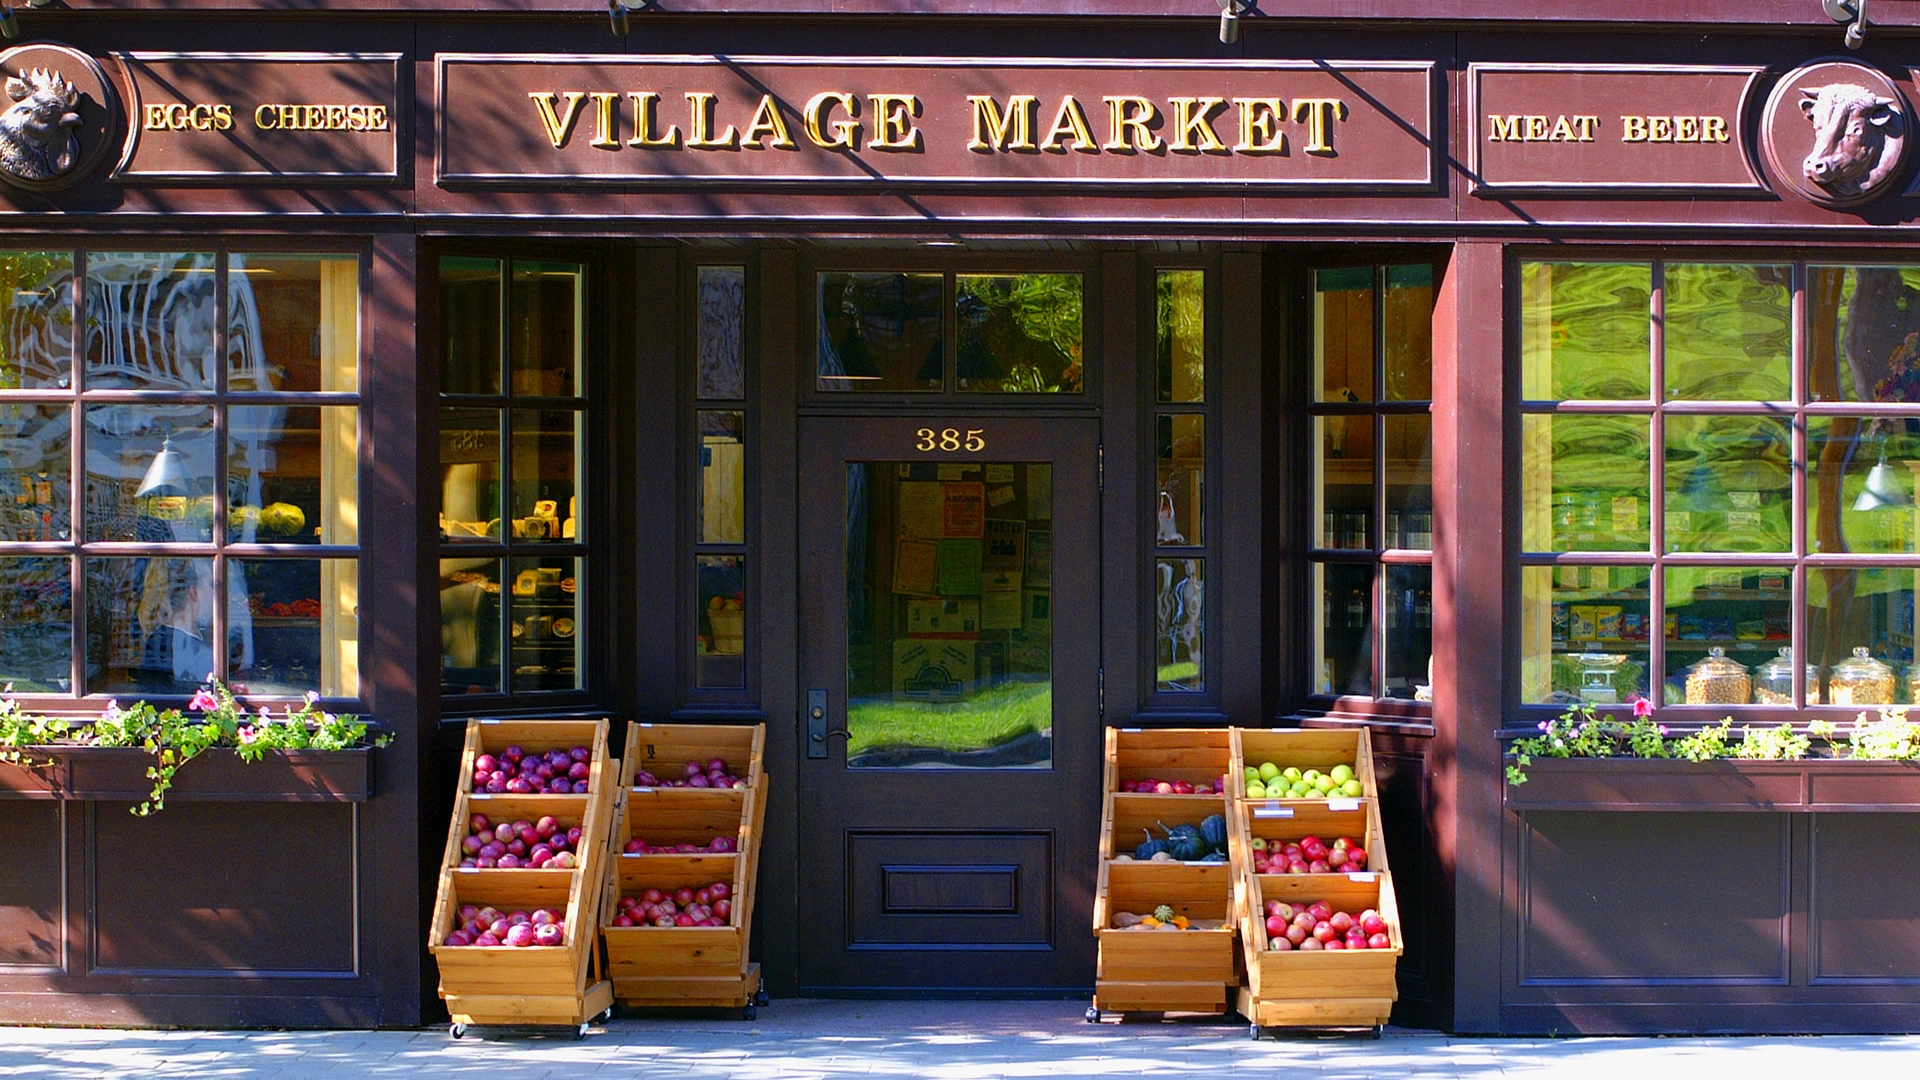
[304,691,320,706]
[238,726,257,744]
[187,689,219,713]
[1632,697,1655,718]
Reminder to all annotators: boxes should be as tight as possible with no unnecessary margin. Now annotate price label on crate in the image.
[1348,871,1377,883]
[1327,798,1361,812]
[1253,805,1295,819]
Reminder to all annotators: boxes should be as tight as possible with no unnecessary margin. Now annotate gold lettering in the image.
[167,104,190,129]
[1168,97,1228,153]
[1549,115,1576,142]
[1524,115,1549,142]
[279,104,299,130]
[1102,96,1163,152]
[684,92,738,149]
[1487,115,1521,142]
[1040,95,1098,152]
[1648,116,1673,142]
[1573,115,1598,141]
[627,92,679,148]
[305,105,326,130]
[1234,97,1287,153]
[804,91,860,149]
[143,104,166,130]
[967,95,1037,151]
[1674,115,1699,142]
[213,104,232,130]
[1294,98,1346,155]
[867,93,921,151]
[588,92,621,149]
[1621,115,1648,142]
[254,104,277,129]
[740,94,794,148]
[529,91,588,149]
[326,105,348,130]
[1701,115,1728,143]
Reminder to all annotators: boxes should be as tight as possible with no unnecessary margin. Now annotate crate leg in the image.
[1084,1005,1100,1023]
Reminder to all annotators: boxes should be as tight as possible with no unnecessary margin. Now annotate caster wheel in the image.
[1372,1025,1384,1040]
[755,989,770,1007]
[1248,1023,1262,1041]
[743,1005,758,1021]
[599,1007,614,1023]
[449,1023,467,1039]
[1084,1006,1100,1023]
[575,1023,589,1040]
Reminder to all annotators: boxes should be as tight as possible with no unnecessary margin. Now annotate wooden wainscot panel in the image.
[1809,814,1920,981]
[0,800,62,970]
[1468,64,1765,195]
[112,52,402,183]
[63,747,371,803]
[1806,762,1920,810]
[437,55,1435,191]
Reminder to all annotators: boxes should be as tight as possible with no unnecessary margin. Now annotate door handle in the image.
[805,688,848,759]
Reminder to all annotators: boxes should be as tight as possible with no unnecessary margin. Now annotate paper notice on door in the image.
[987,485,1017,508]
[937,464,972,481]
[985,464,1016,483]
[937,539,983,596]
[897,481,944,539]
[1025,464,1052,519]
[983,519,1025,569]
[893,538,939,595]
[942,482,986,538]
[981,589,1023,630]
[1024,529,1052,587]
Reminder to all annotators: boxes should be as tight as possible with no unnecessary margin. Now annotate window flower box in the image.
[0,745,371,803]
[1504,756,1920,813]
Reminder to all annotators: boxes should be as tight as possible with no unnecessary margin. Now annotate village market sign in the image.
[436,55,1436,190]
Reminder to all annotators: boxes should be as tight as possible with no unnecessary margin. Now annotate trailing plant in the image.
[1735,722,1810,761]
[1814,709,1920,761]
[0,680,386,815]
[1505,699,1669,786]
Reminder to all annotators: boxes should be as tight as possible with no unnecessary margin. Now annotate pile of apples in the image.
[1263,899,1391,952]
[442,905,567,948]
[635,758,750,790]
[1118,775,1230,795]
[472,745,593,794]
[611,882,733,928]
[458,813,583,870]
[623,834,736,854]
[1246,762,1365,800]
[1250,833,1368,875]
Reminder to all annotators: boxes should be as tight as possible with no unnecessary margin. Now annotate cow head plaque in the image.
[1762,60,1912,209]
[0,43,118,194]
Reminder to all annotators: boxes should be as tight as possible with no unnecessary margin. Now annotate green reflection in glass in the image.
[1808,417,1919,554]
[1665,263,1791,401]
[1157,269,1204,403]
[1664,415,1791,553]
[1810,266,1920,404]
[845,461,1051,768]
[1521,414,1650,553]
[0,251,73,390]
[1519,262,1651,401]
[1520,565,1652,705]
[956,274,1084,393]
[1665,566,1791,703]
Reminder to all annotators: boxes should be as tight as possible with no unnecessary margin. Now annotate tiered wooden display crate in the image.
[429,718,617,1035]
[1088,728,1239,1020]
[600,722,768,1015]
[1230,728,1403,1037]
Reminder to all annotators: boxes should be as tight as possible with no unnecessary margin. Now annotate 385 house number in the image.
[915,427,986,452]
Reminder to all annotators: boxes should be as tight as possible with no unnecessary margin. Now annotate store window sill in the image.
[1504,757,1920,813]
[0,746,371,803]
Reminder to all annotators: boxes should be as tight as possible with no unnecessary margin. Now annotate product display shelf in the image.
[1088,727,1238,1021]
[429,718,617,1036]
[600,722,768,1016]
[1229,728,1401,1036]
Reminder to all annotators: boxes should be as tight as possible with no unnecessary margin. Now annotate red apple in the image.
[1313,921,1337,943]
[1329,911,1354,934]
[1285,924,1308,945]
[1323,938,1345,950]
[1266,914,1289,936]
[1269,936,1294,951]
[1369,932,1391,950]
[1298,936,1323,951]
[1346,847,1368,869]
[1360,911,1388,936]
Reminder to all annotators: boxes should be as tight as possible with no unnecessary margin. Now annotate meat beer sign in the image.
[436,56,1436,189]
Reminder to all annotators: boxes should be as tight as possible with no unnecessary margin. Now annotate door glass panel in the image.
[441,556,503,696]
[954,274,1084,393]
[696,553,746,688]
[845,461,1051,768]
[1315,415,1373,549]
[439,408,502,542]
[1156,557,1203,692]
[1384,563,1433,699]
[1314,562,1374,696]
[510,554,580,691]
[699,410,745,544]
[1384,414,1431,550]
[510,408,580,542]
[509,261,582,397]
[697,266,747,400]
[1384,264,1433,401]
[0,251,74,390]
[440,257,502,395]
[817,272,943,392]
[1155,414,1202,546]
[1157,269,1205,403]
[1314,267,1374,403]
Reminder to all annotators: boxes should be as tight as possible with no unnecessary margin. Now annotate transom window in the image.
[816,271,1084,394]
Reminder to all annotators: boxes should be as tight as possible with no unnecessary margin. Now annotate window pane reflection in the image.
[229,405,357,545]
[1809,566,1913,704]
[84,405,215,543]
[1384,414,1431,550]
[697,266,746,400]
[1316,563,1374,696]
[1314,267,1373,403]
[84,253,218,392]
[1664,415,1792,553]
[0,557,71,692]
[85,555,220,696]
[1521,564,1652,705]
[955,274,1084,393]
[1155,414,1202,546]
[817,272,943,392]
[1521,414,1651,553]
[1156,269,1204,403]
[1664,566,1790,704]
[230,558,358,697]
[1519,262,1651,401]
[1316,415,1373,549]
[228,254,359,393]
[1665,263,1791,401]
[697,553,746,689]
[1808,417,1919,554]
[699,410,745,544]
[0,251,74,390]
[0,403,70,542]
[1156,558,1203,692]
[441,556,502,696]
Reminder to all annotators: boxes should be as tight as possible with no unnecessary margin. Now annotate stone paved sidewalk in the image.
[0,1000,1916,1079]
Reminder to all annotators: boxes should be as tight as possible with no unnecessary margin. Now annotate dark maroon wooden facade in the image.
[1,1,1918,1035]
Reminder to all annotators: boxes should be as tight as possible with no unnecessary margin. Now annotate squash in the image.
[1158,821,1209,862]
[1135,830,1170,861]
[1199,814,1228,854]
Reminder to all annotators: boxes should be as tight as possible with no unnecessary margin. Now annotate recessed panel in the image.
[1811,814,1920,982]
[93,803,354,975]
[849,832,1050,948]
[0,801,63,969]
[1520,811,1787,983]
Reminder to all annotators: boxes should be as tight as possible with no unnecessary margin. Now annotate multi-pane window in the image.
[1153,269,1208,694]
[0,250,361,700]
[1520,260,1920,710]
[437,257,587,699]
[816,271,1084,394]
[1309,265,1435,702]
[694,265,749,690]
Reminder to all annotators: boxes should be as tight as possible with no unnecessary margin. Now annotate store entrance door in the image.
[795,414,1101,992]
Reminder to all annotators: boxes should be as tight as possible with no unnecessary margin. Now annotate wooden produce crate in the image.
[429,718,617,1034]
[1229,727,1399,1034]
[1090,727,1237,1019]
[600,722,767,1014]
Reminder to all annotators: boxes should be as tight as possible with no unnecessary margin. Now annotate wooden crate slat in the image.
[1094,980,1230,1013]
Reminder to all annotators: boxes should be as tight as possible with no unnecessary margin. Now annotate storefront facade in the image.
[1,0,1918,1035]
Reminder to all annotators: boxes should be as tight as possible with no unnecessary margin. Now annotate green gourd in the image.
[1199,814,1228,853]
[1159,821,1209,862]
[1135,830,1170,861]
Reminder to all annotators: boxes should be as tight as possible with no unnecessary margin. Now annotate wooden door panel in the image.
[848,830,1053,947]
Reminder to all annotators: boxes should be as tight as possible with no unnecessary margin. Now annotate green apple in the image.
[1246,781,1268,799]
[1341,779,1364,797]
[1257,762,1281,782]
[1250,837,1268,851]
[1313,774,1335,793]
[1331,764,1355,784]
[1282,766,1303,783]
[1290,782,1311,798]
[1244,766,1261,783]
[1301,769,1320,783]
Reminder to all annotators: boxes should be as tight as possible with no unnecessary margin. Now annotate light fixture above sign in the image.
[1823,0,1870,50]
